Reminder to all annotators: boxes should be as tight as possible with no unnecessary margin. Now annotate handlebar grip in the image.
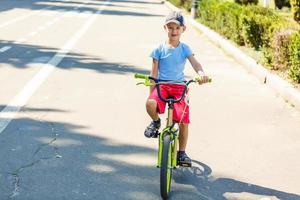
[134,73,148,79]
[195,77,212,83]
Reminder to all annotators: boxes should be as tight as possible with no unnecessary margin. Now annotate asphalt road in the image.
[0,0,300,199]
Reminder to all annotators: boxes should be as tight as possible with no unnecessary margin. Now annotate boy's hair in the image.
[164,11,185,26]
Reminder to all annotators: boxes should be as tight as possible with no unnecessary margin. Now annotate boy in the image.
[144,11,209,166]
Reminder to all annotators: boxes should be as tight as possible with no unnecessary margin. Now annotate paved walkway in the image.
[0,0,299,199]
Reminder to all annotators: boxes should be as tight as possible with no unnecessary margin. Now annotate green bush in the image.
[197,0,244,44]
[240,6,281,50]
[291,0,300,22]
[288,31,300,82]
[220,2,245,45]
[269,29,295,70]
[261,47,274,67]
[193,0,300,83]
[197,1,282,49]
[182,0,192,11]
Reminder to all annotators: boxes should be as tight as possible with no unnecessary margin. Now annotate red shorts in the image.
[149,84,190,124]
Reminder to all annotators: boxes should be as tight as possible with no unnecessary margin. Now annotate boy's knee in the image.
[146,99,157,109]
[179,123,189,128]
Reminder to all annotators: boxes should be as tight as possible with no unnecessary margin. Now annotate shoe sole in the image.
[178,161,192,167]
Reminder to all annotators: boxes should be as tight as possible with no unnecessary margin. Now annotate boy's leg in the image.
[178,123,188,151]
[144,99,161,138]
[144,86,168,138]
[178,123,192,166]
[146,99,159,121]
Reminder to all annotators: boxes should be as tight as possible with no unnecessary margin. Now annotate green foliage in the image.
[182,0,192,11]
[197,1,281,49]
[240,6,281,50]
[261,46,274,67]
[290,0,300,22]
[269,29,295,70]
[197,0,244,44]
[288,31,300,82]
[220,2,245,44]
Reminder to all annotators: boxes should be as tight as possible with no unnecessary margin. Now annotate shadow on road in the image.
[0,0,164,16]
[0,105,67,113]
[173,160,300,200]
[0,106,158,199]
[0,40,150,75]
[1,105,300,199]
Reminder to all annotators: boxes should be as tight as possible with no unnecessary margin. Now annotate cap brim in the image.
[164,20,181,26]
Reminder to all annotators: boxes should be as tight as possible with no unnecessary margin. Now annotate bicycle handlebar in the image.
[134,73,149,79]
[134,73,212,104]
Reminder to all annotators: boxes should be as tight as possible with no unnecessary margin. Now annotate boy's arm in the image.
[150,59,159,93]
[187,55,209,84]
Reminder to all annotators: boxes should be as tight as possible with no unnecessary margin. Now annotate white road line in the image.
[0,46,12,53]
[0,6,53,29]
[0,0,111,134]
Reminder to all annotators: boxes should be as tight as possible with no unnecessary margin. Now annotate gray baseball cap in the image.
[164,11,185,26]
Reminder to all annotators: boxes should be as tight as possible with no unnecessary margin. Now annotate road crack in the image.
[6,121,62,199]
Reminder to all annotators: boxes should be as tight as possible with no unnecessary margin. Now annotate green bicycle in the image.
[135,73,211,199]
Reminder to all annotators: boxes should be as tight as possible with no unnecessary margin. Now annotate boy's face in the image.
[164,22,186,42]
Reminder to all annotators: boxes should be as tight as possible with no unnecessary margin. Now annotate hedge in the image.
[194,0,300,83]
[197,0,244,45]
[288,30,300,82]
[196,0,283,49]
[291,0,300,22]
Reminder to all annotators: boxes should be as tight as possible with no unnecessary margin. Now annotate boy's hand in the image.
[195,71,209,84]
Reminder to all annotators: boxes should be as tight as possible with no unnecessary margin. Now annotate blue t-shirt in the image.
[150,42,193,81]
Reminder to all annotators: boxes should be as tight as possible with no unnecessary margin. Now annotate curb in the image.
[165,1,300,110]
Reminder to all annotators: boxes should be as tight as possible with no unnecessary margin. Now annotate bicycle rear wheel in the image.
[160,134,172,199]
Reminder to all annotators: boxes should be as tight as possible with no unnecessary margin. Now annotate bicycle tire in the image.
[160,134,172,199]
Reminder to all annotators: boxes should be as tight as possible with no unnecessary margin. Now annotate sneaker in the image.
[144,119,161,138]
[177,151,192,167]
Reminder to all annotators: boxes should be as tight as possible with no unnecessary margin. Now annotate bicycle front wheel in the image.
[160,134,172,199]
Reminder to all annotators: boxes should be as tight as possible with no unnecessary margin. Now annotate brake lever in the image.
[136,82,145,86]
[136,79,155,86]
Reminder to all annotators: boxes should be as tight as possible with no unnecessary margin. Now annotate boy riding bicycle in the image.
[144,11,209,166]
